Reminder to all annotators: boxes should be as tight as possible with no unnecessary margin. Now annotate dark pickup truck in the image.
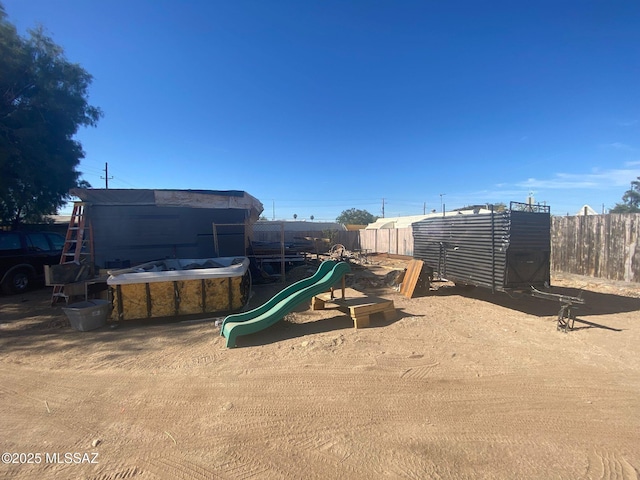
[0,231,65,294]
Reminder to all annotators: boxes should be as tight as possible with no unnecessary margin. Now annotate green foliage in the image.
[458,202,507,212]
[611,177,640,213]
[493,202,507,212]
[322,229,338,243]
[0,4,101,227]
[336,208,378,225]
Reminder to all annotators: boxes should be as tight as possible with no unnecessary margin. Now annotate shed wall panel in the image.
[90,205,248,268]
[412,210,550,290]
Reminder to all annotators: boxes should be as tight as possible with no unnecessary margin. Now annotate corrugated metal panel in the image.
[412,208,550,291]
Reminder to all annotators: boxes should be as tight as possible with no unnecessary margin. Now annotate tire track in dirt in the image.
[140,452,229,480]
[0,368,103,457]
[186,371,418,478]
[90,465,143,480]
[587,449,639,480]
[215,450,278,480]
[374,353,441,379]
[216,439,379,480]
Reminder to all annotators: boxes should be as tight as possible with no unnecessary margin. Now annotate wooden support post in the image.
[352,314,370,329]
[382,307,397,321]
[311,296,325,310]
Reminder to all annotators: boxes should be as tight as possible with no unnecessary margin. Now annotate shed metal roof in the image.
[69,188,264,217]
[255,220,346,232]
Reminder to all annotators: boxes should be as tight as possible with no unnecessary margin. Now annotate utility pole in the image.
[101,162,113,189]
[423,202,426,215]
[439,193,446,212]
[382,198,385,218]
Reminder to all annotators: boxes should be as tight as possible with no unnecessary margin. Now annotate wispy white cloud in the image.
[607,142,634,152]
[453,166,639,214]
[519,176,597,189]
[515,168,640,190]
[600,142,634,151]
[468,188,530,202]
[618,119,638,127]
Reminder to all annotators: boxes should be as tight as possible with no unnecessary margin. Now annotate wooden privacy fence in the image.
[551,214,640,283]
[359,228,414,256]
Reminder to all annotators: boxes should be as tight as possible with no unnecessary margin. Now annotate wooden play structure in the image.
[311,277,396,328]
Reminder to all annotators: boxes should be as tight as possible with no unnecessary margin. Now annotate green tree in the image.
[611,177,640,213]
[0,4,102,227]
[336,208,378,225]
[493,202,507,212]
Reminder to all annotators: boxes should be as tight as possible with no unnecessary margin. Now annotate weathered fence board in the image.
[551,214,639,282]
[359,228,414,257]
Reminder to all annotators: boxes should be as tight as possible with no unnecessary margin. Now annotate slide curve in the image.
[221,261,351,348]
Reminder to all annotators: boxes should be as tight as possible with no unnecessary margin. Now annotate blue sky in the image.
[4,0,640,220]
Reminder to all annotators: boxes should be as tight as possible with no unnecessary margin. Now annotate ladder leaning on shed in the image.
[51,202,95,305]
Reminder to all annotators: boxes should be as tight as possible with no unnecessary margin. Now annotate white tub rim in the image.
[107,257,250,285]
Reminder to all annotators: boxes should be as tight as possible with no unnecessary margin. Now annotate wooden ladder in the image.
[51,202,94,305]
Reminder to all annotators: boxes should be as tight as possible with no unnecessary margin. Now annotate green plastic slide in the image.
[221,261,351,348]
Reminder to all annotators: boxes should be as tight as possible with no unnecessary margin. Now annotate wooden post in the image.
[311,297,325,310]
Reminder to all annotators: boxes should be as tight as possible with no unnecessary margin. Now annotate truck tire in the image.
[1,269,31,295]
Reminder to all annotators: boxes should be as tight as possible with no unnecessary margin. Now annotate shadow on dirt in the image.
[0,288,224,358]
[0,277,408,353]
[0,317,217,357]
[233,308,408,348]
[427,283,640,318]
[570,317,623,332]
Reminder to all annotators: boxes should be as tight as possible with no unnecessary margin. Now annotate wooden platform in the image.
[312,288,396,328]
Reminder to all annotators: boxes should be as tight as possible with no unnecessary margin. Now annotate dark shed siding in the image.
[91,205,248,268]
[413,213,509,290]
[412,209,550,291]
[505,211,551,289]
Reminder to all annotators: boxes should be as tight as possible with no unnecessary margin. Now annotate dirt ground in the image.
[1,255,639,480]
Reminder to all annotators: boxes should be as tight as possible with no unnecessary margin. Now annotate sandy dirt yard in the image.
[0,256,639,480]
